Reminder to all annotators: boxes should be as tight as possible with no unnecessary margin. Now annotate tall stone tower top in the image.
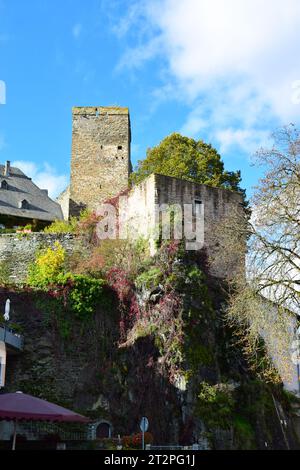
[69,106,132,216]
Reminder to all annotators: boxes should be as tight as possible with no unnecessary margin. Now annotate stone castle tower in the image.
[66,106,131,217]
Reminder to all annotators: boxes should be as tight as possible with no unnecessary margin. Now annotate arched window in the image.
[19,199,29,210]
[96,422,111,439]
[1,180,8,190]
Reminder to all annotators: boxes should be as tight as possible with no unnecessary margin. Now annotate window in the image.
[19,199,29,210]
[96,422,111,439]
[194,200,202,216]
[0,180,8,189]
[117,145,122,150]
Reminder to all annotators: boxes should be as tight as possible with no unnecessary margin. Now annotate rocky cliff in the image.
[2,240,299,449]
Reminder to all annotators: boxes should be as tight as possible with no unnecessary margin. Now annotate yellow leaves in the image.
[28,242,66,287]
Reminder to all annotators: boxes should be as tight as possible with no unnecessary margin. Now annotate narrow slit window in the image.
[194,200,202,216]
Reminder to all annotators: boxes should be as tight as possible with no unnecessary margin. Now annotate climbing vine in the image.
[27,242,110,337]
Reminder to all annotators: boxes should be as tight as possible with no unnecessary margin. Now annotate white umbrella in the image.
[4,298,10,322]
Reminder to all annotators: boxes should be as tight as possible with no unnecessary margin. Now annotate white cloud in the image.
[115,0,300,153]
[12,160,68,199]
[215,128,270,155]
[117,36,161,70]
[72,23,82,39]
[181,115,207,137]
[111,2,146,38]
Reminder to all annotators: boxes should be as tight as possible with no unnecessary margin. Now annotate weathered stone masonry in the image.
[0,233,77,283]
[121,174,243,277]
[69,106,131,217]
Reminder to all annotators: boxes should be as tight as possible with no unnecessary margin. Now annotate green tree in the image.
[131,133,242,191]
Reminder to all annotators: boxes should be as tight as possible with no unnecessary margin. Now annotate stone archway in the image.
[94,420,112,439]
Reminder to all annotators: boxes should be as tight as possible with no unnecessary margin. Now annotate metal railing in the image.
[0,325,24,351]
[19,421,88,441]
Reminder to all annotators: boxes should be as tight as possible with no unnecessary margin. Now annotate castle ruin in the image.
[57,105,243,277]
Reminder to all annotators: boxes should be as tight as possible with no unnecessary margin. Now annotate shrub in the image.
[27,242,66,288]
[77,238,149,278]
[196,382,235,429]
[101,438,120,450]
[233,415,255,449]
[16,224,32,233]
[36,273,107,330]
[66,274,107,319]
[0,228,16,234]
[27,243,108,335]
[122,432,153,449]
[43,218,78,234]
[135,267,163,290]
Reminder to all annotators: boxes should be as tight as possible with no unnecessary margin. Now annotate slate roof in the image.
[0,164,63,222]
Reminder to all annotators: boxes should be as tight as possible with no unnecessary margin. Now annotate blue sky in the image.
[0,0,299,198]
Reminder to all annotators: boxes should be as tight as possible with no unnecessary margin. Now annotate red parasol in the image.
[0,392,90,449]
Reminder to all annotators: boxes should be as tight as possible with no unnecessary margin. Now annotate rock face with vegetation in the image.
[2,224,299,449]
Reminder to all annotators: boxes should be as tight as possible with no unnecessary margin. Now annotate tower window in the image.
[117,145,122,150]
[19,199,29,210]
[194,200,202,216]
[1,180,8,190]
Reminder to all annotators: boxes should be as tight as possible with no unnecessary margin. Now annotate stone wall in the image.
[0,233,77,283]
[119,174,157,253]
[69,106,131,217]
[56,186,70,221]
[122,174,244,276]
